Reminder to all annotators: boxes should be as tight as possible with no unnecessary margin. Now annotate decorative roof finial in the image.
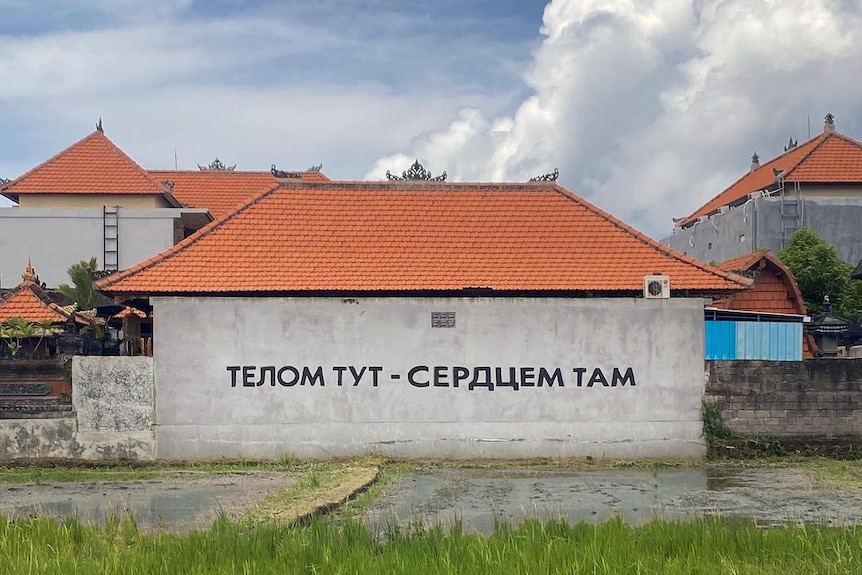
[307,163,323,172]
[22,258,38,283]
[784,137,798,152]
[825,113,835,133]
[386,160,447,181]
[198,158,236,171]
[529,168,560,182]
[271,164,302,179]
[96,118,103,133]
[750,151,760,172]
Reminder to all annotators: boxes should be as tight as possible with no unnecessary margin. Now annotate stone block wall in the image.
[706,359,862,437]
[0,356,155,460]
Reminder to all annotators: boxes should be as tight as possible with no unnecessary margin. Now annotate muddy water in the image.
[363,467,862,534]
[0,472,295,532]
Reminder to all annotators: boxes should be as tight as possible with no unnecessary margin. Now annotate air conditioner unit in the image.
[643,275,671,299]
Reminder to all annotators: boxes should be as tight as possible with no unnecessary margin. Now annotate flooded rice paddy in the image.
[1,466,860,533]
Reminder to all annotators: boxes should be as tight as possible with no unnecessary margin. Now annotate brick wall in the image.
[706,360,862,437]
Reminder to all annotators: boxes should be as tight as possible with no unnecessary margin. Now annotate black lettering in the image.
[257,366,276,387]
[452,366,469,388]
[611,367,636,387]
[538,367,564,387]
[242,365,256,387]
[433,366,449,387]
[519,367,535,387]
[588,368,609,387]
[408,365,430,387]
[301,366,325,386]
[333,366,347,386]
[469,367,494,391]
[349,366,366,386]
[368,366,382,387]
[573,367,587,387]
[227,365,241,387]
[495,367,519,390]
[277,366,300,387]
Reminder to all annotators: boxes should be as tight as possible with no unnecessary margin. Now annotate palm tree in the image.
[58,257,99,311]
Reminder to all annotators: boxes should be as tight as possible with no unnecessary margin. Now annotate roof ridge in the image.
[550,185,750,288]
[678,133,828,226]
[783,130,862,180]
[96,182,286,290]
[1,131,101,193]
[98,134,167,193]
[1,130,167,196]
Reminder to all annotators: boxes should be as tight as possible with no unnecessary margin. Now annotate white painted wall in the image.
[153,296,708,460]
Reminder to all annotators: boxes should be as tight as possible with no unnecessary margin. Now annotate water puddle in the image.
[0,473,294,532]
[363,467,862,534]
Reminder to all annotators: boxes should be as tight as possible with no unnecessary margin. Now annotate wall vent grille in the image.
[431,311,456,328]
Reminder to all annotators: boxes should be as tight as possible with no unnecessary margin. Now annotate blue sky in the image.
[3,0,862,239]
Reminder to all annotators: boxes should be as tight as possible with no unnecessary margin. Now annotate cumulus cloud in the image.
[366,0,862,238]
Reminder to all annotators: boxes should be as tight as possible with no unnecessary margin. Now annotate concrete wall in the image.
[0,357,155,460]
[0,207,180,288]
[706,359,862,437]
[153,296,709,460]
[663,196,862,265]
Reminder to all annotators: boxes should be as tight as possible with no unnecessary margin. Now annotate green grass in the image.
[1,515,861,574]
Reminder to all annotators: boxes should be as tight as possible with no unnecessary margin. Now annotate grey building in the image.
[663,114,862,265]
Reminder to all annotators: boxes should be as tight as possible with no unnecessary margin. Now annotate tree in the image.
[58,258,99,311]
[777,229,858,317]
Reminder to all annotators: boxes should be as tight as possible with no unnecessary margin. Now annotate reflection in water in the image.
[3,485,238,531]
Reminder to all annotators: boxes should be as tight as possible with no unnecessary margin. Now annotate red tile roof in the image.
[715,251,814,357]
[97,181,750,296]
[0,262,72,324]
[680,129,862,227]
[0,131,173,203]
[149,169,329,220]
[0,288,70,324]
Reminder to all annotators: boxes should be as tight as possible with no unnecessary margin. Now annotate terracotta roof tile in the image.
[149,170,329,220]
[0,131,168,200]
[0,284,69,323]
[98,181,750,295]
[680,130,862,226]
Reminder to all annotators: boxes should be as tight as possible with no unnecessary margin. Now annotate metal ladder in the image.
[103,206,119,271]
[779,179,802,248]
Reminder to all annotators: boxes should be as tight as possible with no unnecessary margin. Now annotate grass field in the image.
[3,458,862,573]
[1,514,861,574]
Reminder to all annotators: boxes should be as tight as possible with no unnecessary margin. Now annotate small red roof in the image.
[149,169,329,220]
[0,131,174,203]
[715,251,814,357]
[98,181,750,296]
[0,261,73,324]
[680,126,862,227]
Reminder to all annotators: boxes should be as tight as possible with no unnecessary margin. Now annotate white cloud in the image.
[367,0,862,238]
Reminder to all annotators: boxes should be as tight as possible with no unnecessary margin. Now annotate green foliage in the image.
[0,317,38,358]
[1,515,861,574]
[702,401,732,442]
[777,228,860,318]
[57,257,99,311]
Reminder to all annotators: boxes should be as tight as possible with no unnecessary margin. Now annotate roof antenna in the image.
[174,150,178,170]
[96,118,103,133]
[807,113,811,140]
